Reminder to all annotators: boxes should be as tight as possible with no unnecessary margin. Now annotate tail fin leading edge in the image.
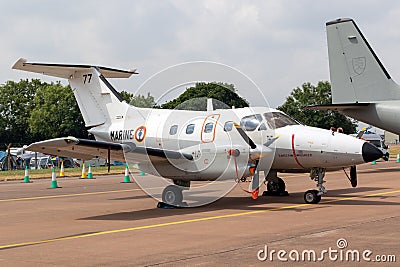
[326,18,400,103]
[12,59,137,127]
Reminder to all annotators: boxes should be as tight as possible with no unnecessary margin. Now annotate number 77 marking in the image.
[83,74,92,84]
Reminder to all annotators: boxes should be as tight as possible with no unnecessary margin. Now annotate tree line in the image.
[0,79,87,149]
[0,79,355,149]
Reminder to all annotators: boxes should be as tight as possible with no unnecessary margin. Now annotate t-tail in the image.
[326,18,400,103]
[307,18,400,134]
[12,58,137,128]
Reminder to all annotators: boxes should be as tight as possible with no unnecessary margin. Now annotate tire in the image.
[162,185,183,206]
[383,153,389,161]
[304,190,321,204]
[267,177,286,193]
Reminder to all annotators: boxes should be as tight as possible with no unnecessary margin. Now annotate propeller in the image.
[232,123,279,199]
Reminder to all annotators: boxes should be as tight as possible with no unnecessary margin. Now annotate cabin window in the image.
[224,121,234,132]
[186,124,195,134]
[204,122,214,133]
[240,114,263,131]
[169,125,178,135]
[264,112,299,129]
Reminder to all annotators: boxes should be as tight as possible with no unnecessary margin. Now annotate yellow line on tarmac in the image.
[0,189,399,250]
[0,188,142,203]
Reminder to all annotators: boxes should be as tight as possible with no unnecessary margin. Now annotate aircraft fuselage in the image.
[89,105,370,181]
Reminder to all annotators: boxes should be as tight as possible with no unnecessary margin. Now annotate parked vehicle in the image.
[75,158,106,167]
[30,156,75,169]
[353,131,390,161]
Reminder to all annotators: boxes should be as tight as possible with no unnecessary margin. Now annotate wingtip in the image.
[12,58,27,70]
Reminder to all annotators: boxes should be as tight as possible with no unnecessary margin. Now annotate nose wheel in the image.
[304,190,322,204]
[304,168,327,204]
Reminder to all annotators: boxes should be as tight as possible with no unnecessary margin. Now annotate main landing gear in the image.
[158,180,190,208]
[304,168,327,204]
[262,170,289,197]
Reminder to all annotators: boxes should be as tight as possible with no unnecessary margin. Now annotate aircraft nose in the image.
[362,142,383,162]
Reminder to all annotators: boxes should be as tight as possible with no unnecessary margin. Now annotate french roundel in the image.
[134,126,146,143]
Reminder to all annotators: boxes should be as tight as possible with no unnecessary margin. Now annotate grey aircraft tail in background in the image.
[307,18,400,134]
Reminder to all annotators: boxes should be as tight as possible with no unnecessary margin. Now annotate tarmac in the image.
[0,160,399,266]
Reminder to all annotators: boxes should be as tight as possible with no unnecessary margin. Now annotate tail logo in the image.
[352,57,366,75]
[134,126,147,143]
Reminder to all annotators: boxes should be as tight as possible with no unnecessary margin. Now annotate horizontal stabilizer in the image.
[12,58,138,79]
[305,103,370,111]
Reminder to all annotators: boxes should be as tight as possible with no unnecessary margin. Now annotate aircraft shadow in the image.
[109,189,223,201]
[80,186,397,222]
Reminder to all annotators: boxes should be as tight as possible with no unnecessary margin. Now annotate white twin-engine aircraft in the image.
[13,59,382,207]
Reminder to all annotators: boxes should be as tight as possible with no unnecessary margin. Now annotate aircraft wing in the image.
[26,137,193,163]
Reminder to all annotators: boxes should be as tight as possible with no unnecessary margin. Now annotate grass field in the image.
[0,165,128,181]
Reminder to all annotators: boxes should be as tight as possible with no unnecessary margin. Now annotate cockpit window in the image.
[258,123,267,131]
[240,114,263,131]
[264,112,299,129]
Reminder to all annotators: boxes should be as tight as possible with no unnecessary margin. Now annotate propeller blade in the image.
[234,123,257,149]
[250,167,260,199]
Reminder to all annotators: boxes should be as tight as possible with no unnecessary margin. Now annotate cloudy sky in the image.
[1,0,400,108]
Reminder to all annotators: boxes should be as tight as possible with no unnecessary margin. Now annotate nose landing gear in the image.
[304,168,326,204]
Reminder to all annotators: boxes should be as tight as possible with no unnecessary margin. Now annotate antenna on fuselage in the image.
[207,98,214,111]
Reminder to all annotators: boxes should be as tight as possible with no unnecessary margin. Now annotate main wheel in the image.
[304,190,321,204]
[162,185,183,206]
[266,177,286,193]
[383,153,389,161]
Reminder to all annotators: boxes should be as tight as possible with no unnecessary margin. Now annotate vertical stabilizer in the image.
[326,18,400,103]
[68,67,121,127]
